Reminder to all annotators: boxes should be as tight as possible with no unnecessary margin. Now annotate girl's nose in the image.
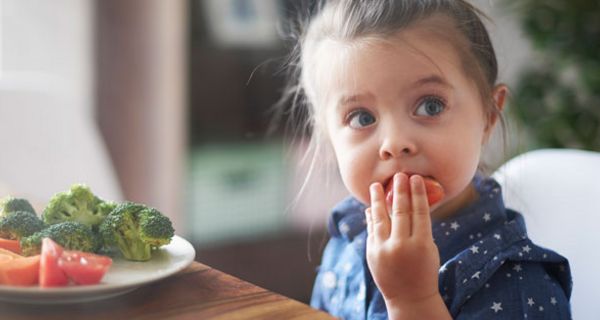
[378,133,417,160]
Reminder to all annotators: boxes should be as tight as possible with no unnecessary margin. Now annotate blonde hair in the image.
[275,0,505,186]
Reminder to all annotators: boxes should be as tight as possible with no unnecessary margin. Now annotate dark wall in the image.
[188,0,290,144]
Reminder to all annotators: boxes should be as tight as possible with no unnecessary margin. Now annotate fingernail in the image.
[394,173,400,189]
[411,174,422,184]
[370,183,380,195]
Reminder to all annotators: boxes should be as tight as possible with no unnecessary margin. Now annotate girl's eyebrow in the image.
[411,75,453,89]
[336,75,451,109]
[337,93,371,108]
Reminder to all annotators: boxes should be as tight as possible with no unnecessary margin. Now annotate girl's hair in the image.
[275,0,506,188]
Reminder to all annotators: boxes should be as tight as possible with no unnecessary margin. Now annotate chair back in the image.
[493,149,600,319]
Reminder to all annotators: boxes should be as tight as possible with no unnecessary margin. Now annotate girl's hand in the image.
[365,173,450,319]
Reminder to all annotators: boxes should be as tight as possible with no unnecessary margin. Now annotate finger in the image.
[410,175,433,239]
[365,208,374,237]
[369,182,390,241]
[390,172,411,239]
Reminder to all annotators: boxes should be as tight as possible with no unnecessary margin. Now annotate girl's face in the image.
[318,25,499,217]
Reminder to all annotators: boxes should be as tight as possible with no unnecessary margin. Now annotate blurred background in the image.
[0,0,597,304]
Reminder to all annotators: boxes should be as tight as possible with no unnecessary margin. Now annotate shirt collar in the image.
[432,175,512,264]
[328,196,367,241]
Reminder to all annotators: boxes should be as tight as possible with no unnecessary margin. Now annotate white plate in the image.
[0,235,196,304]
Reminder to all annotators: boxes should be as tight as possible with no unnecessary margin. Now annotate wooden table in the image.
[0,262,334,320]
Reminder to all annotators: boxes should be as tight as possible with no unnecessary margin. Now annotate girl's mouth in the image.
[383,174,445,206]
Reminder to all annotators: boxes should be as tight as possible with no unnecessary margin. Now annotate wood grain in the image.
[0,262,334,320]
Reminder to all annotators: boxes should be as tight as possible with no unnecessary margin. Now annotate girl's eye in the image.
[415,97,446,117]
[347,110,376,129]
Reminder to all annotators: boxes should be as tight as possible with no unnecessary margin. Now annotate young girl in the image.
[279,0,572,319]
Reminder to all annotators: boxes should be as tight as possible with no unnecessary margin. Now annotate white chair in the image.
[493,148,600,319]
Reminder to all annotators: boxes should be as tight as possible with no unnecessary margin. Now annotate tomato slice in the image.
[385,176,445,206]
[0,255,40,286]
[39,238,69,287]
[58,251,112,285]
[0,238,21,254]
[424,178,445,206]
[0,248,22,260]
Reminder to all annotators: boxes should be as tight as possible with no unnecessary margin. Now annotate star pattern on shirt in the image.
[513,264,522,272]
[322,271,337,289]
[310,178,572,319]
[339,223,350,234]
[439,264,448,274]
[483,212,491,222]
[491,302,503,313]
[357,283,366,301]
[343,263,352,273]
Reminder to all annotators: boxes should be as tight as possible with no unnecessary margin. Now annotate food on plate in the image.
[0,248,23,259]
[0,211,45,241]
[20,221,101,257]
[0,253,40,286]
[0,196,36,218]
[39,237,69,287]
[99,202,174,261]
[0,183,176,287]
[39,238,113,287]
[42,184,117,229]
[0,238,22,254]
[0,210,45,254]
[58,249,112,285]
[0,238,113,287]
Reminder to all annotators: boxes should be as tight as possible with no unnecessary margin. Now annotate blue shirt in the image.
[310,176,572,319]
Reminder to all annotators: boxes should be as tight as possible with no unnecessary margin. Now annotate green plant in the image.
[507,0,600,151]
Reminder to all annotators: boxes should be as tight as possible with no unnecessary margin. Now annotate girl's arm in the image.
[365,173,451,320]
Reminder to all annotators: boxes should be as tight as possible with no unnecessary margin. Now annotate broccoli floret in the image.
[42,184,114,229]
[99,202,174,261]
[0,211,45,240]
[20,221,100,256]
[98,200,118,215]
[0,196,36,218]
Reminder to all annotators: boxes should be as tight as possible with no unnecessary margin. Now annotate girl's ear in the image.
[483,84,508,143]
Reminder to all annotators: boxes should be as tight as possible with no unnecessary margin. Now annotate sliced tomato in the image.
[39,238,69,287]
[58,251,112,285]
[0,255,40,286]
[0,238,21,254]
[385,176,445,206]
[0,248,22,260]
[424,177,445,206]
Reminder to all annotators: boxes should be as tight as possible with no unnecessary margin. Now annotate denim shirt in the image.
[310,177,572,319]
